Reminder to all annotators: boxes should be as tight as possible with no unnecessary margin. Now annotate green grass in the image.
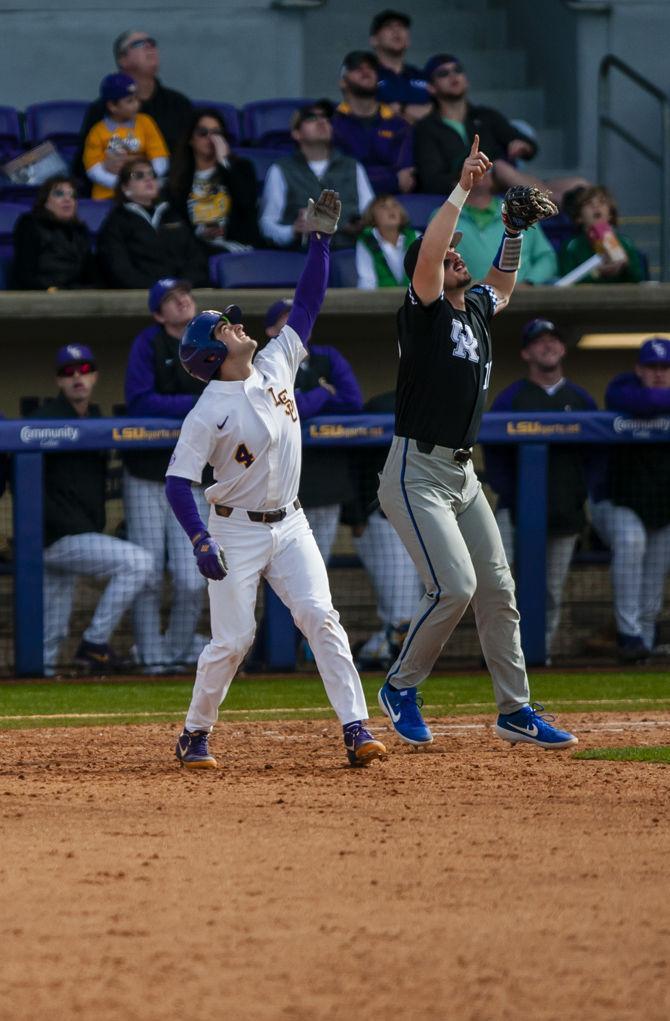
[0,671,669,730]
[574,746,670,764]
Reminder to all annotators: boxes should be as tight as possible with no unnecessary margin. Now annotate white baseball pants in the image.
[184,504,369,731]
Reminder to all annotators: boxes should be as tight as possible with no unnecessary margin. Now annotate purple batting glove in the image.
[193,534,228,580]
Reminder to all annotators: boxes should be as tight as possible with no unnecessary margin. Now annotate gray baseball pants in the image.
[378,437,530,714]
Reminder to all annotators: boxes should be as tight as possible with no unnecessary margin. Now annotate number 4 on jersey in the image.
[235,443,255,468]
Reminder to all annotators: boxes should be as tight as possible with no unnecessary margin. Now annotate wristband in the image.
[492,230,523,272]
[447,183,470,211]
[191,530,209,547]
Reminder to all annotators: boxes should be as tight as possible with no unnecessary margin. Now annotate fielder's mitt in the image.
[501,186,558,232]
[304,189,341,235]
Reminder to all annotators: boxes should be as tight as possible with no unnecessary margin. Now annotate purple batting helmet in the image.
[179,306,243,382]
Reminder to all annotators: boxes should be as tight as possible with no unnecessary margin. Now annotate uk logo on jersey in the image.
[450,321,479,363]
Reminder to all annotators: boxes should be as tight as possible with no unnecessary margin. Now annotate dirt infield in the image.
[2,712,669,1021]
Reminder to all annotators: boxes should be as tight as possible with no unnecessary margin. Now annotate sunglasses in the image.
[125,36,157,51]
[129,169,157,181]
[434,63,465,77]
[194,126,224,138]
[58,361,96,378]
[51,188,76,199]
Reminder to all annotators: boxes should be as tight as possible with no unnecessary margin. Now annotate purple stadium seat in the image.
[76,198,113,234]
[210,250,307,288]
[0,105,22,163]
[232,147,287,190]
[241,99,314,149]
[396,193,442,231]
[328,248,357,288]
[0,201,27,259]
[24,101,89,166]
[194,102,241,145]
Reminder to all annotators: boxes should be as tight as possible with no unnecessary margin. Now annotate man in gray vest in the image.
[260,100,375,249]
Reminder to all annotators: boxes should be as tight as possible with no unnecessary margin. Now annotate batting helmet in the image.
[179,305,243,382]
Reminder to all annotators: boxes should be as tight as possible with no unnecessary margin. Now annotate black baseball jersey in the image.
[394,282,497,448]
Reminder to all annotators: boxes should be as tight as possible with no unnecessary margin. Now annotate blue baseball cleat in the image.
[343,722,387,767]
[378,681,433,746]
[495,703,578,749]
[175,729,217,769]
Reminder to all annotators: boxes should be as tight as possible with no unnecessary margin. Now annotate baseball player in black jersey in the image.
[377,137,577,750]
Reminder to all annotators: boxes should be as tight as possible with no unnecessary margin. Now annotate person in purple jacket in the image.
[123,278,209,672]
[590,337,670,661]
[332,50,415,195]
[264,297,363,564]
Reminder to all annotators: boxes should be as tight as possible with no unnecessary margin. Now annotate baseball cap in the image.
[341,50,379,75]
[403,232,463,279]
[148,278,191,314]
[521,318,563,348]
[370,9,411,34]
[424,53,462,81]
[638,337,670,365]
[100,72,137,102]
[265,299,293,329]
[55,344,96,370]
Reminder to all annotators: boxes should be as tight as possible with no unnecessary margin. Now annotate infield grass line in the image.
[573,746,670,763]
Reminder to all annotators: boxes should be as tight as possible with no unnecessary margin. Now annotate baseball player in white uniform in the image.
[165,190,386,769]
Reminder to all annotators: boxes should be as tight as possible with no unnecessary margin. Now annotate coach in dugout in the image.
[123,279,210,673]
[30,345,152,676]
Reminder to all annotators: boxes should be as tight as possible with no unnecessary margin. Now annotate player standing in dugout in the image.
[377,137,578,750]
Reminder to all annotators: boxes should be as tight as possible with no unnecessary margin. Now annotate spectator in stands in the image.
[83,73,169,201]
[341,389,423,669]
[75,29,193,183]
[414,54,586,203]
[355,194,419,288]
[456,171,557,284]
[369,9,431,124]
[260,100,374,249]
[558,185,645,284]
[97,157,210,288]
[12,175,99,290]
[591,338,670,662]
[484,319,597,659]
[124,279,209,672]
[332,51,414,194]
[168,107,260,251]
[30,344,152,676]
[265,298,362,562]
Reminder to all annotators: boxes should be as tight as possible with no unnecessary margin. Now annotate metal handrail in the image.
[597,54,670,281]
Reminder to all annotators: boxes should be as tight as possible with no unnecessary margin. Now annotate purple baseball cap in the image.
[424,53,462,81]
[55,344,96,370]
[100,72,137,101]
[265,298,292,329]
[148,278,191,313]
[638,337,670,365]
[521,318,563,348]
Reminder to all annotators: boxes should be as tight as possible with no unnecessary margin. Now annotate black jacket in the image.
[168,158,261,249]
[28,393,106,547]
[97,201,210,289]
[13,210,99,290]
[414,105,538,194]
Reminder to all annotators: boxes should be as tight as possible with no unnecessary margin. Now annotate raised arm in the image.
[286,189,341,345]
[412,136,491,305]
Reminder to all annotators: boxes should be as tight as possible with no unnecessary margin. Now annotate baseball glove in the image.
[304,189,341,235]
[501,186,558,232]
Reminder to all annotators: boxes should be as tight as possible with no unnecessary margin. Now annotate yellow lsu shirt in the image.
[83,114,169,200]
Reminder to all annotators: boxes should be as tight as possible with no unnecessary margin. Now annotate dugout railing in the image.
[1,411,669,676]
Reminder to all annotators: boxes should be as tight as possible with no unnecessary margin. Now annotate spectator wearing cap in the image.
[13,174,99,290]
[27,344,153,676]
[415,54,587,203]
[123,278,210,672]
[456,170,557,284]
[260,100,374,249]
[83,73,169,200]
[484,319,598,660]
[75,30,193,189]
[369,9,431,124]
[355,194,419,288]
[264,299,363,562]
[591,338,670,662]
[332,51,414,195]
[97,156,210,288]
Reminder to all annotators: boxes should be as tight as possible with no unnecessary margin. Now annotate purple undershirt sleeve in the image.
[165,475,208,542]
[287,233,331,345]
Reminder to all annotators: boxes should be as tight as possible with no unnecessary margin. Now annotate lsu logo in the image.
[268,386,298,422]
[450,321,479,363]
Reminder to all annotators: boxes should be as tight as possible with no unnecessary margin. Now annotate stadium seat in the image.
[0,201,27,258]
[0,105,23,163]
[328,248,357,288]
[397,193,442,231]
[76,198,112,234]
[232,146,286,190]
[241,99,314,149]
[24,101,89,166]
[194,101,241,145]
[211,250,307,288]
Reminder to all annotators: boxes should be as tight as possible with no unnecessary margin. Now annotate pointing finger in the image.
[470,133,480,156]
